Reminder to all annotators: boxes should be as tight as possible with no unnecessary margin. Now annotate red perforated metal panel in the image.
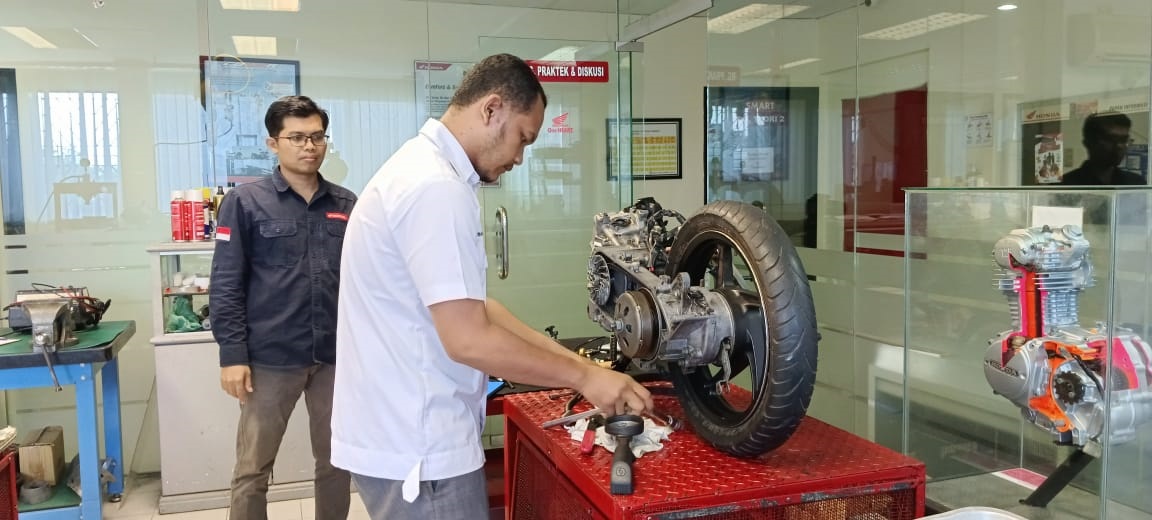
[0,450,16,520]
[504,383,925,520]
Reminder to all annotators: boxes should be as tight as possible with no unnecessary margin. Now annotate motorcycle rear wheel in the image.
[665,200,819,457]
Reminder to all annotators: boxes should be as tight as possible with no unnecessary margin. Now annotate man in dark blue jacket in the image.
[210,95,356,520]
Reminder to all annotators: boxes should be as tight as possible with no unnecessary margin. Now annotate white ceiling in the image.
[408,0,861,18]
[406,0,682,15]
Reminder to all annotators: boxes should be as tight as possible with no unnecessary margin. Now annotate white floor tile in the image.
[105,474,162,518]
[349,491,368,512]
[299,497,315,520]
[151,508,228,520]
[266,499,303,520]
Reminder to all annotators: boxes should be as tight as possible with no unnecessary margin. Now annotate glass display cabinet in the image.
[146,242,316,513]
[903,188,1152,520]
[148,242,214,339]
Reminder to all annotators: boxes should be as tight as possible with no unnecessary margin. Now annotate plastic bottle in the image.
[170,190,186,242]
[201,187,214,238]
[186,189,205,241]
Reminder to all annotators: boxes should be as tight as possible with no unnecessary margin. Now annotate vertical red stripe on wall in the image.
[842,86,928,257]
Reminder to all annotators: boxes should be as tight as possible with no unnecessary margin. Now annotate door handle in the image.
[495,206,509,279]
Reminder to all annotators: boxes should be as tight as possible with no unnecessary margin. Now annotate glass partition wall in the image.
[696,0,1151,518]
[0,0,638,484]
[2,0,1152,516]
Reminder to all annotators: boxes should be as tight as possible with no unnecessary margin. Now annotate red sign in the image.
[525,60,609,83]
[415,61,455,71]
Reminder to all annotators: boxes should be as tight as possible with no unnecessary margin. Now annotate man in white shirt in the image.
[332,53,654,519]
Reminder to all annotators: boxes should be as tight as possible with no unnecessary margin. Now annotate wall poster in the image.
[1019,91,1149,186]
[606,118,682,180]
[200,56,300,186]
[700,85,820,205]
[414,60,472,126]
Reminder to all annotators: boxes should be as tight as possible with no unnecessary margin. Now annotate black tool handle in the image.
[610,435,635,495]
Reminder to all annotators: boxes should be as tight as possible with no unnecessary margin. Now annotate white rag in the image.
[566,417,672,458]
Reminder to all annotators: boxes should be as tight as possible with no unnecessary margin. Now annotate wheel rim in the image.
[671,230,770,427]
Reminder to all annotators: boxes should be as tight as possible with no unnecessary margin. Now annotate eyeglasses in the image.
[274,133,329,147]
[1098,135,1134,147]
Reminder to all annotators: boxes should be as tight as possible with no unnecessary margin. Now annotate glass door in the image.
[477,36,635,338]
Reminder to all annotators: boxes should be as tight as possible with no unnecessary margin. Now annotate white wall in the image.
[631,16,709,215]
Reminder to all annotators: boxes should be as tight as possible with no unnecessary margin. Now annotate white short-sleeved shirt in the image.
[331,119,488,483]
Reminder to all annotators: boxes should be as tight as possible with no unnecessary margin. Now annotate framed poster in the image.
[1018,91,1150,186]
[605,117,682,180]
[414,60,472,127]
[199,56,300,186]
[705,86,819,199]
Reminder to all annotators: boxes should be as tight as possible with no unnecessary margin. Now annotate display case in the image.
[148,242,214,341]
[146,243,317,513]
[902,188,1152,520]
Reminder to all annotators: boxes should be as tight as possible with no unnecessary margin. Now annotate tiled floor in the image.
[100,474,375,520]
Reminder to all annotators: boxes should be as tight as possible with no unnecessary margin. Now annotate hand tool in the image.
[541,407,603,429]
[580,415,606,455]
[606,414,644,495]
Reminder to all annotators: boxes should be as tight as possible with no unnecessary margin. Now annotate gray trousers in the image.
[351,468,488,520]
[230,363,351,520]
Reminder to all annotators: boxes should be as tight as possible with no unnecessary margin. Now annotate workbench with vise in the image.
[0,320,134,520]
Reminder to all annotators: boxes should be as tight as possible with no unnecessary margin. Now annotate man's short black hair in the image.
[265,95,330,137]
[449,53,547,112]
[1083,112,1131,142]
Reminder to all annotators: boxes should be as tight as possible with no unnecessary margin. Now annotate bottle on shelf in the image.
[170,190,187,242]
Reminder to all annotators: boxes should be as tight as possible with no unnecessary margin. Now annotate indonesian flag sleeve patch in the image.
[216,226,232,242]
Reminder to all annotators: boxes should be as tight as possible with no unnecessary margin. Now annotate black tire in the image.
[665,200,818,457]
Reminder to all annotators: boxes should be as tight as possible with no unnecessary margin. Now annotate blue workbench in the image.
[0,320,134,519]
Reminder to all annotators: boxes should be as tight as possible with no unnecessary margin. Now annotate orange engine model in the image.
[986,225,1152,446]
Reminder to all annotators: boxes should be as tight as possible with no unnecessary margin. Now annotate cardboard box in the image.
[18,426,65,485]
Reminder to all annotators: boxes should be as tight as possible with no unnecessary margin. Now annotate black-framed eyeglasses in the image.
[1098,135,1134,147]
[274,132,329,147]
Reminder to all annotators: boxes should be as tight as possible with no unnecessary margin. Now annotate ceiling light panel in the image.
[780,57,820,69]
[859,12,987,41]
[2,26,57,49]
[708,4,810,35]
[220,0,299,11]
[233,35,278,56]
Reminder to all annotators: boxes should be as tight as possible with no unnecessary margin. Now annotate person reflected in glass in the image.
[1061,112,1144,186]
[709,156,740,201]
[1058,112,1146,225]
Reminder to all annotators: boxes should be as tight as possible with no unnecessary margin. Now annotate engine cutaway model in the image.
[586,198,819,457]
[987,224,1152,446]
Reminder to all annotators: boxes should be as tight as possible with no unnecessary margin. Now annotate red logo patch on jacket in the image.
[326,212,349,222]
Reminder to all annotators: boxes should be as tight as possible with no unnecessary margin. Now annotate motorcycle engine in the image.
[586,198,732,370]
[986,225,1152,446]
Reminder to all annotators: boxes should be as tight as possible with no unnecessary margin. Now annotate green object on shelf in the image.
[165,294,204,333]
